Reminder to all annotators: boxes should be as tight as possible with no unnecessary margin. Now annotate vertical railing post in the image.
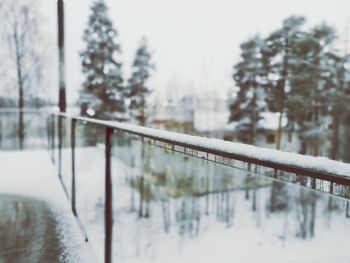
[46,115,50,151]
[0,118,2,149]
[58,0,66,113]
[51,115,55,163]
[58,115,63,180]
[105,127,113,263]
[71,118,77,216]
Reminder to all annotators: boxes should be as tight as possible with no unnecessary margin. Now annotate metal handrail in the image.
[50,111,350,186]
[0,108,349,185]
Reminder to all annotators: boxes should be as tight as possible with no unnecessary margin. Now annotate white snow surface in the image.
[0,150,94,263]
[4,146,348,263]
[65,146,350,263]
[0,151,65,204]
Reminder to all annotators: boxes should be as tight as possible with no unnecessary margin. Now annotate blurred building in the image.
[150,95,195,133]
[149,92,335,157]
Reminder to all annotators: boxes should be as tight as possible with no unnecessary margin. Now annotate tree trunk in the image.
[251,83,258,145]
[343,115,350,162]
[275,78,286,151]
[14,27,24,150]
[138,174,144,218]
[276,111,283,150]
[331,114,340,160]
[310,196,316,237]
[276,38,288,150]
[299,125,307,155]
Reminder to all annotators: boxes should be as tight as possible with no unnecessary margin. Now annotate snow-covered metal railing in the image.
[50,111,350,186]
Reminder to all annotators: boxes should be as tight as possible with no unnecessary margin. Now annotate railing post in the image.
[51,115,55,163]
[105,127,113,263]
[58,115,63,180]
[58,0,66,113]
[46,115,50,151]
[71,118,77,216]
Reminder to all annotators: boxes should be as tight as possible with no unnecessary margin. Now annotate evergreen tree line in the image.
[229,16,350,160]
[79,0,154,125]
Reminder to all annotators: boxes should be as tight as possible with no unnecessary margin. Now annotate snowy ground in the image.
[56,144,350,263]
[2,113,350,263]
[0,150,95,263]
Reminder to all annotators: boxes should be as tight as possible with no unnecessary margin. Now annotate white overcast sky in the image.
[40,0,350,104]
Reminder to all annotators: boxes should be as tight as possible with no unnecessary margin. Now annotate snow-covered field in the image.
[55,142,350,263]
[2,114,350,263]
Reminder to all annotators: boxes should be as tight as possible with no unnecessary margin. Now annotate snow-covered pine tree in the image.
[126,37,154,218]
[127,37,154,126]
[263,18,306,211]
[79,0,125,120]
[229,36,268,144]
[324,53,350,159]
[289,23,337,155]
[264,16,306,150]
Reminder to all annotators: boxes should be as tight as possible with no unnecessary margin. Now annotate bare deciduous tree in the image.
[0,0,44,149]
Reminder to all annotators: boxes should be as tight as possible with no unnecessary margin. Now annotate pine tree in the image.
[264,16,306,149]
[126,37,154,218]
[325,53,350,159]
[229,36,268,144]
[79,0,125,120]
[127,37,154,126]
[289,24,337,155]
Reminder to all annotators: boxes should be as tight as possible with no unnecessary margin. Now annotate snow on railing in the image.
[48,111,350,186]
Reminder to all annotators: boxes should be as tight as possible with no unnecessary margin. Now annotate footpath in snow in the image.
[0,150,94,263]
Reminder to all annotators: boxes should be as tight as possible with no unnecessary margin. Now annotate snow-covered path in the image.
[0,150,94,263]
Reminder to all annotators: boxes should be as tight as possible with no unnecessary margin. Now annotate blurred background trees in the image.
[79,0,125,121]
[0,0,46,149]
[229,35,267,144]
[0,0,348,161]
[79,0,155,125]
[263,16,306,150]
[229,15,350,160]
[126,37,154,126]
